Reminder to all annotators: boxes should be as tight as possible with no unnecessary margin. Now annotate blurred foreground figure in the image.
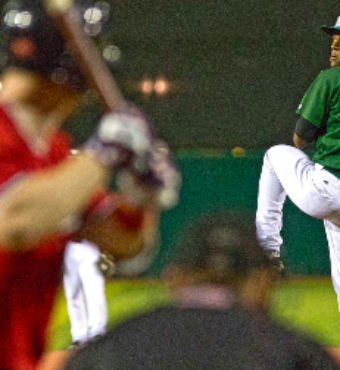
[0,1,180,369]
[65,211,340,370]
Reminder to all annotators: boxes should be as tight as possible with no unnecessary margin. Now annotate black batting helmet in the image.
[1,0,87,90]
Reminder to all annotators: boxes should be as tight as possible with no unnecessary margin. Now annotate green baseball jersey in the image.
[296,66,340,175]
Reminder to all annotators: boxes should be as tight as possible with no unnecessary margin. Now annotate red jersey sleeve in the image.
[0,119,28,187]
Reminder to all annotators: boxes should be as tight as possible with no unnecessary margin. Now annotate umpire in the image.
[64,211,340,370]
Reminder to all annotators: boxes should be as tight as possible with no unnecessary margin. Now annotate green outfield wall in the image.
[146,149,331,277]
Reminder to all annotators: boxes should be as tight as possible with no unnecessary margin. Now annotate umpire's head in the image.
[163,210,275,308]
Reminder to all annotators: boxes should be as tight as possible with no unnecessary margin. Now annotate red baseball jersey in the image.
[0,106,73,370]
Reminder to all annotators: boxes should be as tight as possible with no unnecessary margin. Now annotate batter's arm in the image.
[0,153,108,250]
[0,106,163,251]
[78,196,159,261]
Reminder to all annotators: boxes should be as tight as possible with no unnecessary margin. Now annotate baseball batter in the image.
[63,239,107,347]
[256,17,340,308]
[0,1,180,369]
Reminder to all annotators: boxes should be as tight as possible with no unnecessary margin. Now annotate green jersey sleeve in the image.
[296,71,330,128]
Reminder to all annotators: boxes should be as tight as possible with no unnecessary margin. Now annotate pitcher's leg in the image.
[256,149,287,253]
[324,220,340,311]
[256,145,316,254]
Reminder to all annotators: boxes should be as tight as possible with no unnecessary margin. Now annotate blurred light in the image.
[126,77,182,97]
[84,22,102,36]
[232,147,246,157]
[103,45,121,63]
[141,79,153,95]
[4,10,32,28]
[94,1,111,23]
[4,10,19,27]
[0,82,3,90]
[10,38,35,58]
[15,11,32,28]
[84,7,102,24]
[51,68,69,85]
[3,0,20,12]
[154,78,169,95]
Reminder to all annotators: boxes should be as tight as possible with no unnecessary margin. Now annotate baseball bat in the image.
[42,0,129,113]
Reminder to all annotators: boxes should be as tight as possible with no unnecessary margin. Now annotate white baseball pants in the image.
[256,145,340,309]
[63,240,107,343]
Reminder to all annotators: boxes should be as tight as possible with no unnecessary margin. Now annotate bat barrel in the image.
[43,0,128,113]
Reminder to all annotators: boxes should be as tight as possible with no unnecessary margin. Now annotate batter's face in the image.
[330,34,340,67]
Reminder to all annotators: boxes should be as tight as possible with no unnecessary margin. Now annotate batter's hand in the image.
[130,139,182,209]
[84,111,153,170]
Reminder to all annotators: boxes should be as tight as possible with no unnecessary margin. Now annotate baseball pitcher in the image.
[256,17,340,309]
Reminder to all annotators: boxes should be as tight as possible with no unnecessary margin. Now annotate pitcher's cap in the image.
[320,16,340,35]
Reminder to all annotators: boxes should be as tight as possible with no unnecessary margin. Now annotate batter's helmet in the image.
[320,16,340,35]
[1,0,87,90]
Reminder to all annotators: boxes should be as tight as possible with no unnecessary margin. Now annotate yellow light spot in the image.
[154,78,169,95]
[141,80,153,95]
[232,147,246,157]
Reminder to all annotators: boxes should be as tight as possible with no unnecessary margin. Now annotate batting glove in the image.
[84,110,153,170]
[124,139,182,209]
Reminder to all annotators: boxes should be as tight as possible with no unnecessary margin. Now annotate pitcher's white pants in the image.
[63,240,107,343]
[256,145,340,309]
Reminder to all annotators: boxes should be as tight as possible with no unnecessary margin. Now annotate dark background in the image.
[67,0,340,149]
[0,0,336,274]
[64,0,338,276]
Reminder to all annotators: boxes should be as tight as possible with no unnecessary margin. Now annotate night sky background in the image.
[65,0,340,149]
